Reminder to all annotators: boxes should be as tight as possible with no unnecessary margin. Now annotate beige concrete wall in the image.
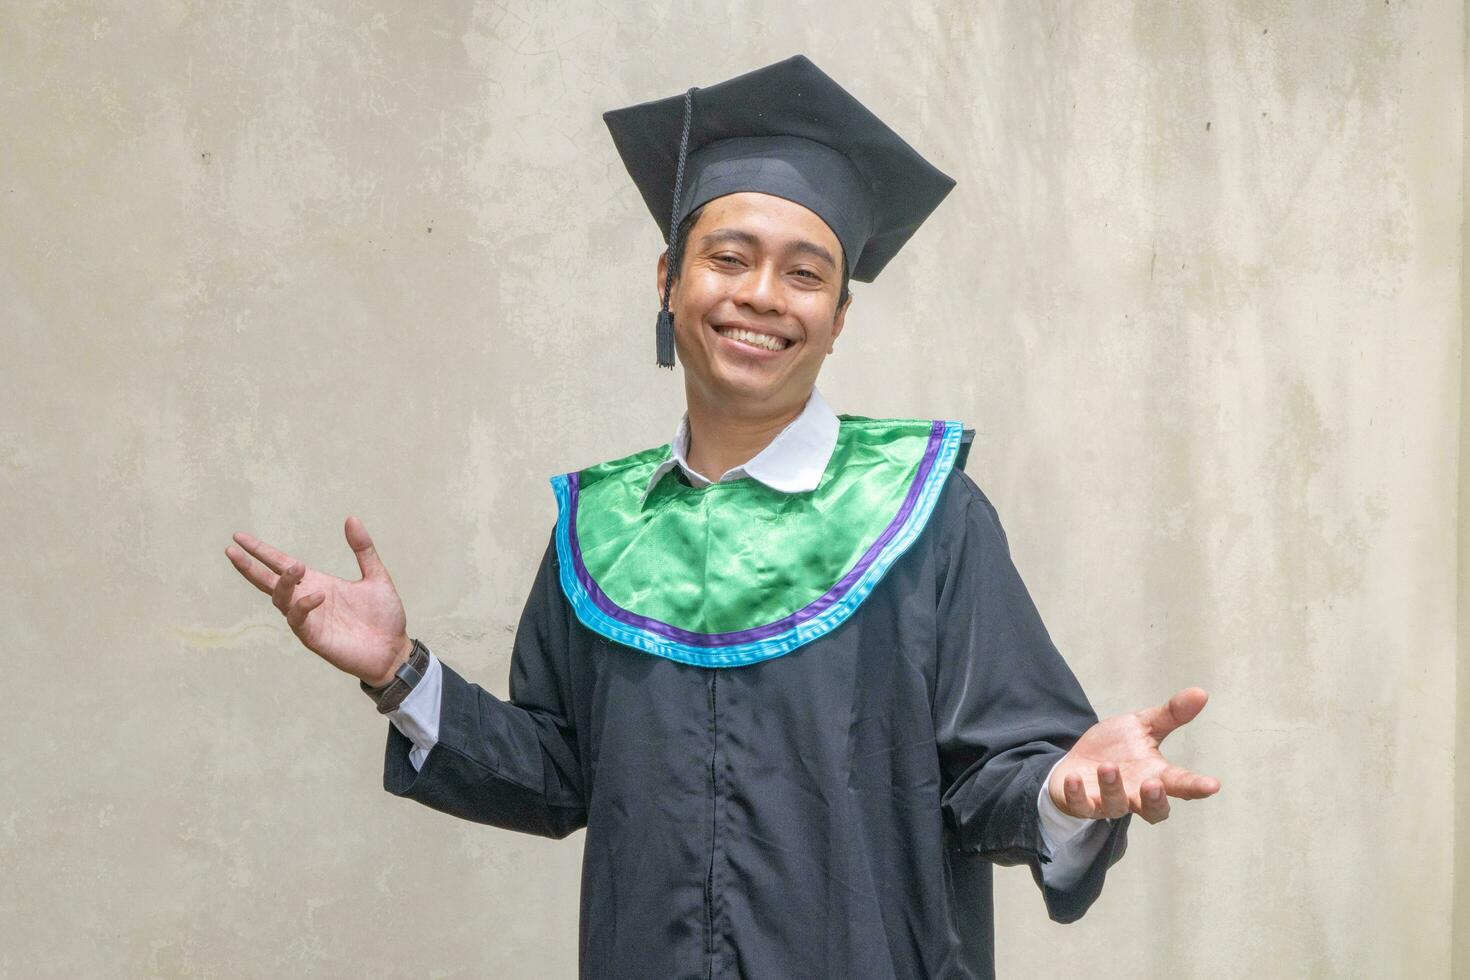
[1455,4,1469,977]
[2,1,1461,976]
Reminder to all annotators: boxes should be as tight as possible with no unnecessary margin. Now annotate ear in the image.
[655,249,671,306]
[827,293,852,353]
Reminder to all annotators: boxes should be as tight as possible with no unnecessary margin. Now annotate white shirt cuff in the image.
[386,648,442,772]
[1037,756,1095,851]
[1035,756,1112,891]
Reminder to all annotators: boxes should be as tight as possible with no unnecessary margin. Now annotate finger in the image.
[345,516,388,582]
[1139,687,1209,741]
[225,545,277,595]
[271,560,306,614]
[231,531,297,576]
[1159,764,1221,800]
[1097,763,1129,819]
[287,591,326,633]
[1137,777,1171,824]
[1063,772,1098,818]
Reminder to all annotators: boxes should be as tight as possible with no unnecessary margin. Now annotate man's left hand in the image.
[1048,687,1221,824]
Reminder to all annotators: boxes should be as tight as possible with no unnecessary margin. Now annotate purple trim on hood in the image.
[566,420,946,648]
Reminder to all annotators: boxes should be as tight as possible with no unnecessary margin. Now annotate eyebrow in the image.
[696,228,837,269]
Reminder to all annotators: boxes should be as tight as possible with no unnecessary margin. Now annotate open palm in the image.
[225,516,411,687]
[1048,687,1220,824]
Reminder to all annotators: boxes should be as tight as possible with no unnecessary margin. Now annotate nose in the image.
[732,259,785,316]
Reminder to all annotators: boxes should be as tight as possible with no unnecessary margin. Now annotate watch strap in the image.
[361,638,431,714]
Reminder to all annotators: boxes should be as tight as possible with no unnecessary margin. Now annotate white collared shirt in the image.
[640,387,841,504]
[388,387,1110,887]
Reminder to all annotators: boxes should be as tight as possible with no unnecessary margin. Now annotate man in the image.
[225,55,1219,979]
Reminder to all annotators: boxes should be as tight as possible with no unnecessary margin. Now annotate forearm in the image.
[377,656,587,839]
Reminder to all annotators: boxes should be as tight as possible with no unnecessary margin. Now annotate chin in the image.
[710,366,800,407]
[710,372,775,400]
[679,336,802,406]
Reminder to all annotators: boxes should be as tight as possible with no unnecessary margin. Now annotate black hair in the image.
[667,203,852,311]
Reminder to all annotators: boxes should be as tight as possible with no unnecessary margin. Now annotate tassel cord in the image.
[656,86,698,368]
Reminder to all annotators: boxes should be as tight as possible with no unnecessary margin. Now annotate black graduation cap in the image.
[604,54,956,366]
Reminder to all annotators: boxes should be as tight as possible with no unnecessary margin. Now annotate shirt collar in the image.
[640,388,840,505]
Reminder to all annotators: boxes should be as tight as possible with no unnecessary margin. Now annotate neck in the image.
[682,387,811,481]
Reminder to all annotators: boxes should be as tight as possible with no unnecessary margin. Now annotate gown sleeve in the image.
[377,531,587,840]
[932,470,1130,923]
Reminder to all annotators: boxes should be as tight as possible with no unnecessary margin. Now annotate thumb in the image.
[1139,687,1209,741]
[344,515,389,582]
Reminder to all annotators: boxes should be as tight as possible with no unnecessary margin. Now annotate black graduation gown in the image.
[379,468,1130,979]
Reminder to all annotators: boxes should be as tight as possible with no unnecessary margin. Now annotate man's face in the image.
[657,192,850,415]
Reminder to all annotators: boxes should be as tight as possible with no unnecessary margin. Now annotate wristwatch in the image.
[360,638,431,714]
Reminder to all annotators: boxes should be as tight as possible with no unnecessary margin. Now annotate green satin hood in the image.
[549,416,963,667]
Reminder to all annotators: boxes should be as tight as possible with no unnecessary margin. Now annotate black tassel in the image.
[654,87,697,369]
[655,309,676,368]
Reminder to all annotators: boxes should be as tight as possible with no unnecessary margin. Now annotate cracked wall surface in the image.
[1,1,1463,976]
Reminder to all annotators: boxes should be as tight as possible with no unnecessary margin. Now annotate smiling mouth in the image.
[713,324,793,352]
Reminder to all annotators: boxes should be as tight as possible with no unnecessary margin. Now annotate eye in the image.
[712,253,745,267]
[791,268,824,283]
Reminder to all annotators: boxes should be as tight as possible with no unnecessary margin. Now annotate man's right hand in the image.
[225,515,412,687]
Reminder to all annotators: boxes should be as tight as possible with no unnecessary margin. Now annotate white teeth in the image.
[717,326,789,352]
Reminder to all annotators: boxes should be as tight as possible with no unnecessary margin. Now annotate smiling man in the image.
[225,55,1218,979]
[660,191,850,481]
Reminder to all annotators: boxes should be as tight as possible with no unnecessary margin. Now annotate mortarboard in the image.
[603,54,956,367]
